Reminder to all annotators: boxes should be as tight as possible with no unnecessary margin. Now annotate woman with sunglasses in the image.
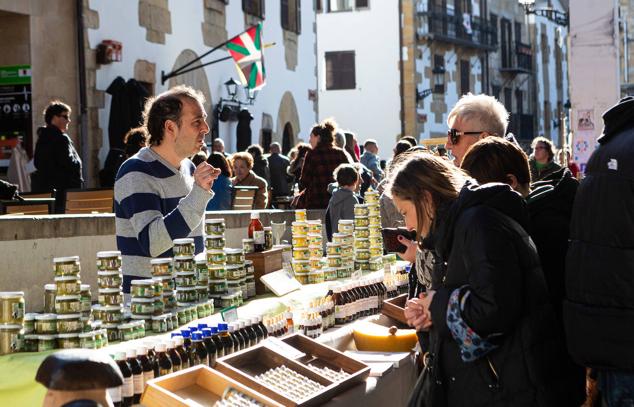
[32,100,83,212]
[389,153,568,406]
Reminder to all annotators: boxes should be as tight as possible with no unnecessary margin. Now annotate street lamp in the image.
[224,78,239,100]
[216,78,259,123]
[519,0,568,26]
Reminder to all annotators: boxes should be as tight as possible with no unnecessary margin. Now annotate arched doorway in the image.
[282,122,294,155]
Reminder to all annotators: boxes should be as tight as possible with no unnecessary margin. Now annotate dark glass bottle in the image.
[166,339,182,372]
[231,322,246,350]
[243,320,257,347]
[333,286,345,326]
[251,317,264,343]
[210,326,224,358]
[218,323,234,356]
[172,335,190,370]
[190,332,209,367]
[257,316,268,339]
[248,212,265,252]
[116,352,133,407]
[201,328,217,366]
[155,342,173,377]
[126,349,143,404]
[181,329,192,349]
[359,281,371,317]
[136,346,154,389]
[228,324,241,350]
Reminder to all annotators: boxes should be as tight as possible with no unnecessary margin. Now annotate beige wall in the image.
[0,13,30,66]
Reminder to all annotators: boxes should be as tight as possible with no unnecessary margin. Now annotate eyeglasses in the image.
[447,128,483,145]
[58,114,70,120]
[534,146,546,150]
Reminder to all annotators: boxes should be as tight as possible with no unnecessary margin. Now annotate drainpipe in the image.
[398,0,405,137]
[624,7,629,84]
[76,0,89,186]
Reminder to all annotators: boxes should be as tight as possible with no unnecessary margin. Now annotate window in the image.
[500,18,512,68]
[492,85,501,99]
[242,0,264,18]
[504,88,513,113]
[356,0,369,8]
[489,13,498,46]
[516,89,524,113]
[325,51,356,90]
[434,54,445,93]
[514,21,522,44]
[281,0,301,33]
[326,0,367,12]
[315,0,322,12]
[460,60,470,96]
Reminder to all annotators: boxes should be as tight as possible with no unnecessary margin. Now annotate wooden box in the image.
[381,293,409,325]
[245,248,283,294]
[216,345,339,406]
[141,365,283,407]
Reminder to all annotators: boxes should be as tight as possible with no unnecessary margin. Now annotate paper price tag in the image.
[261,336,306,360]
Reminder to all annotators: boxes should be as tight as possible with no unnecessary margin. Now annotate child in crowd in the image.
[326,164,360,240]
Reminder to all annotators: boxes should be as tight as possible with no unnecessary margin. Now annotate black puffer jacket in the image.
[32,126,83,193]
[424,182,569,406]
[564,96,634,370]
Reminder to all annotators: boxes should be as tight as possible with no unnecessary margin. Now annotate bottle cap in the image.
[192,332,202,340]
[250,212,260,219]
[136,346,147,356]
[198,323,208,330]
[155,342,167,352]
[217,322,228,332]
[181,329,191,338]
[164,340,174,349]
[173,336,184,346]
[170,332,183,338]
[201,328,212,337]
[115,352,126,361]
[210,326,218,334]
[126,349,136,358]
[188,326,198,332]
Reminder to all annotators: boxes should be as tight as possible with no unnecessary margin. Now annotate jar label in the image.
[12,302,24,320]
[253,230,265,245]
[133,373,143,394]
[143,370,154,384]
[122,377,133,398]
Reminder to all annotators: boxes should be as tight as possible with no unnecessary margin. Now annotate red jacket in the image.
[299,145,350,209]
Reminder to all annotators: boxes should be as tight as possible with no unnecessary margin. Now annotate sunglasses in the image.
[447,129,483,145]
[58,114,70,120]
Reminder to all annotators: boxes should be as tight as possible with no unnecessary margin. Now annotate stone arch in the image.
[167,49,213,119]
[276,91,301,150]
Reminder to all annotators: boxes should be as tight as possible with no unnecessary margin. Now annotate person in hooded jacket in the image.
[325,164,360,240]
[32,100,83,213]
[389,153,568,407]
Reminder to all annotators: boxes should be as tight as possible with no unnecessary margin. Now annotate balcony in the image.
[508,113,534,141]
[417,4,497,51]
[500,41,533,74]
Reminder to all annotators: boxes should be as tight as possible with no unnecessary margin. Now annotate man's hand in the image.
[397,235,418,263]
[194,162,221,192]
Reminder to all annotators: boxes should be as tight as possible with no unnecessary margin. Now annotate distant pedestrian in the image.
[212,138,229,158]
[287,142,311,188]
[246,144,270,185]
[529,136,562,181]
[360,139,384,182]
[231,151,268,209]
[326,164,360,240]
[206,152,233,211]
[267,142,291,197]
[344,132,360,162]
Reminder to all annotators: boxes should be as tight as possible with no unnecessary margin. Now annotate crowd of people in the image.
[22,85,633,406]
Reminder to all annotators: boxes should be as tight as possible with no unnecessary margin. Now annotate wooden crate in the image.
[245,248,283,294]
[281,332,370,388]
[141,365,283,407]
[216,345,339,406]
[381,293,409,325]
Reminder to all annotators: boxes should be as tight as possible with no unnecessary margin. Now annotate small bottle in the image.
[144,340,157,366]
[210,326,225,358]
[172,334,190,370]
[201,328,217,366]
[230,322,245,350]
[251,317,264,343]
[218,322,234,356]
[109,354,123,407]
[136,346,154,389]
[126,349,143,404]
[116,352,133,407]
[285,312,294,334]
[155,342,173,377]
[248,212,265,252]
[165,339,182,372]
[333,286,346,326]
[257,316,268,339]
[190,332,209,367]
[181,329,192,349]
[227,323,241,350]
[242,320,257,347]
[237,321,252,348]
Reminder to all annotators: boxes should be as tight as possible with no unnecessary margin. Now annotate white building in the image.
[316,0,402,153]
[87,0,317,165]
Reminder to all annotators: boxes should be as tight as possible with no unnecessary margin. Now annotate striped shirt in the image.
[114,147,213,278]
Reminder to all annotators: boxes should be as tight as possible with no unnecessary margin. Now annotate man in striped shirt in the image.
[114,85,221,292]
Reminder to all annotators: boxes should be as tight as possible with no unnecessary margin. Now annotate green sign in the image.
[0,65,31,85]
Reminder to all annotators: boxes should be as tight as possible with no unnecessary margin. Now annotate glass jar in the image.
[54,276,81,296]
[169,313,178,330]
[103,324,119,342]
[150,258,173,276]
[176,287,197,303]
[356,249,371,261]
[130,298,154,315]
[0,325,23,355]
[153,280,164,297]
[197,303,207,318]
[207,249,226,265]
[205,218,226,236]
[196,286,208,302]
[173,238,195,256]
[341,245,354,257]
[96,271,122,289]
[355,260,370,271]
[130,279,155,298]
[79,331,96,349]
[309,246,323,259]
[203,235,225,251]
[220,295,233,308]
[291,260,311,274]
[328,256,343,268]
[226,265,243,280]
[307,220,321,234]
[354,238,369,250]
[309,258,322,270]
[209,279,228,295]
[57,333,80,349]
[153,297,165,316]
[177,310,187,326]
[100,305,123,323]
[369,257,383,271]
[292,235,308,248]
[336,267,348,279]
[55,295,81,315]
[326,243,342,256]
[53,256,81,276]
[292,248,310,261]
[354,204,369,217]
[152,315,168,333]
[242,238,255,254]
[0,291,25,325]
[365,190,379,203]
[80,285,92,313]
[118,323,135,342]
[295,209,307,222]
[175,272,196,287]
[369,216,381,226]
[322,267,337,281]
[37,334,57,352]
[246,276,256,298]
[354,227,370,239]
[295,273,309,285]
[225,248,244,265]
[94,329,105,348]
[24,334,38,352]
[291,221,309,235]
[209,265,226,279]
[174,256,194,272]
[44,284,56,314]
[332,233,348,245]
[162,292,176,309]
[369,245,383,258]
[368,203,380,216]
[24,313,36,334]
[98,289,123,306]
[153,275,175,291]
[227,280,241,295]
[56,313,82,333]
[337,220,354,234]
[308,270,325,284]
[264,227,273,250]
[195,259,209,281]
[96,251,122,271]
[244,260,254,276]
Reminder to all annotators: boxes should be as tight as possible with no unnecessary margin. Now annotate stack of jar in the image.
[0,291,25,355]
[52,256,85,350]
[291,210,310,284]
[306,220,325,285]
[223,248,245,306]
[173,240,197,308]
[331,229,354,280]
[95,252,124,341]
[150,257,175,310]
[364,188,384,272]
[353,200,383,272]
[205,219,228,307]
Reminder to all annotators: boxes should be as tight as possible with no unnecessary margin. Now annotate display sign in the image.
[0,65,32,173]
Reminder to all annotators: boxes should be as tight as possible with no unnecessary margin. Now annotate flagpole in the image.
[161,25,260,85]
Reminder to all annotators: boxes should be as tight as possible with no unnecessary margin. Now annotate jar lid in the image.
[209,279,227,283]
[207,249,225,254]
[57,333,79,339]
[220,295,233,299]
[25,313,38,321]
[354,227,369,230]
[78,332,95,338]
[242,238,254,242]
[225,264,242,270]
[355,238,369,242]
[45,284,56,290]
[117,322,133,329]
[0,291,24,298]
[338,219,354,224]
[227,280,240,285]
[273,244,292,249]
[131,297,154,303]
[98,288,122,294]
[175,271,196,276]
[354,203,369,208]
[356,260,369,263]
[162,291,175,297]
[173,238,194,245]
[224,248,243,254]
[329,255,342,258]
[131,279,154,286]
[56,295,81,301]
[176,302,197,307]
[164,312,173,318]
[80,284,91,290]
[150,258,172,265]
[309,270,324,274]
[293,247,310,251]
[151,315,167,320]
[24,334,39,339]
[102,323,119,328]
[53,256,80,263]
[207,235,224,239]
[130,314,151,320]
[195,258,207,265]
[0,324,23,330]
[175,287,197,292]
[244,260,253,265]
[208,265,226,270]
[326,242,341,247]
[54,276,79,282]
[195,285,207,290]
[152,275,173,281]
[205,218,225,224]
[38,334,57,339]
[174,255,194,261]
[101,305,123,312]
[35,313,57,320]
[56,313,81,320]
[356,248,370,252]
[291,260,310,264]
[97,270,121,276]
[96,251,121,258]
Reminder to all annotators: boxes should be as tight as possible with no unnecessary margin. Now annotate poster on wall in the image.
[0,65,32,174]
[573,109,598,173]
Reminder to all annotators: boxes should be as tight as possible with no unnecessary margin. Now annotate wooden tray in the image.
[216,345,338,406]
[381,293,408,325]
[141,365,283,407]
[281,332,370,387]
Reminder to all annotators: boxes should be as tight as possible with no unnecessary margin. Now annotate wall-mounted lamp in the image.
[216,78,259,122]
[518,0,568,26]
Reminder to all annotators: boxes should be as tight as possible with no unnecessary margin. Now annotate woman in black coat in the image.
[389,153,568,407]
